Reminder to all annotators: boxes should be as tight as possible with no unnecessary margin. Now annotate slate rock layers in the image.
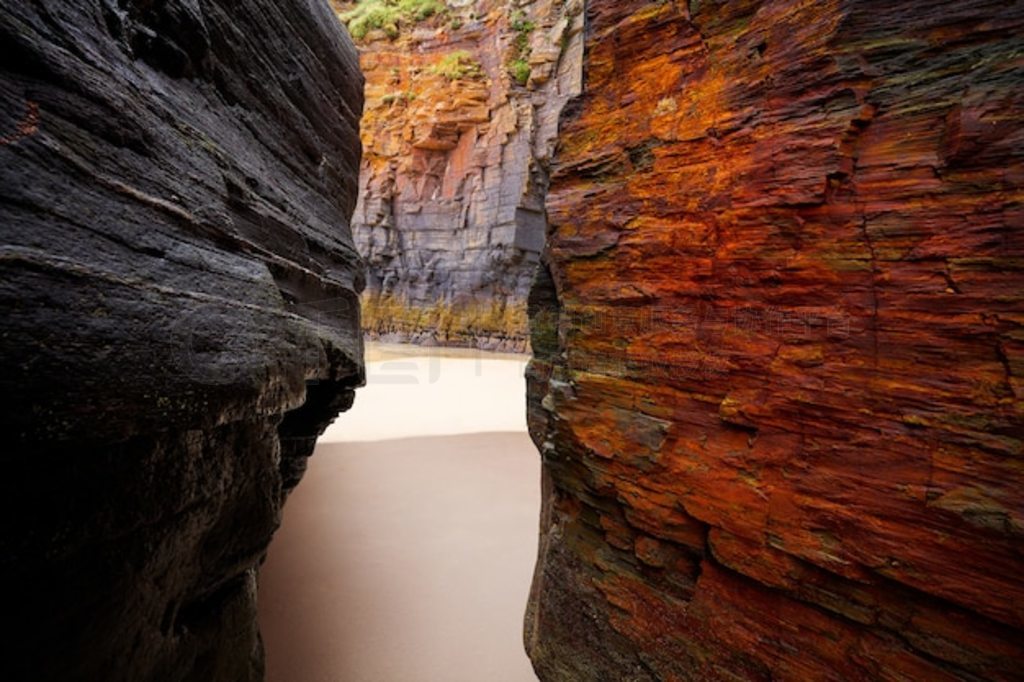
[0,1,364,680]
[344,0,584,351]
[526,1,1024,679]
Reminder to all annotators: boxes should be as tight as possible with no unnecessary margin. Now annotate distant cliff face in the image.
[336,0,583,350]
[527,1,1024,679]
[0,1,363,679]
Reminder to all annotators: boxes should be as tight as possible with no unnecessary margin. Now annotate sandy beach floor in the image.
[321,344,530,442]
[259,346,540,682]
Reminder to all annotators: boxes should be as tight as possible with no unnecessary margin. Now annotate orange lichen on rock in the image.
[526,1,1024,679]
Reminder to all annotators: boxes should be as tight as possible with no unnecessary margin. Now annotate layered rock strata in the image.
[526,1,1024,679]
[0,1,363,679]
[339,0,583,350]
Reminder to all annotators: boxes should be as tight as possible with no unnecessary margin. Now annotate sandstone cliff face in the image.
[340,0,583,350]
[526,1,1024,679]
[0,1,363,679]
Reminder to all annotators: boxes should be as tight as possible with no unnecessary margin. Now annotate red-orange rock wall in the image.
[526,1,1024,679]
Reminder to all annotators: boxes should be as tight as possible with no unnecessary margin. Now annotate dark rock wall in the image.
[0,0,364,679]
[526,0,1024,680]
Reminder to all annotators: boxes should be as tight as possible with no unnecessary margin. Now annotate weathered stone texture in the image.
[526,1,1024,679]
[342,0,583,350]
[0,0,364,679]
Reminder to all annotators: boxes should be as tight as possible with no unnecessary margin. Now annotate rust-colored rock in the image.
[336,0,583,350]
[526,1,1024,679]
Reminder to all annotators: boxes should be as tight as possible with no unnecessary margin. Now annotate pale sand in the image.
[363,342,529,364]
[259,343,540,681]
[322,345,530,442]
[259,434,541,682]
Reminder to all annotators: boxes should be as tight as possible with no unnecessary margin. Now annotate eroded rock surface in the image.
[526,1,1024,679]
[0,0,363,679]
[338,0,583,350]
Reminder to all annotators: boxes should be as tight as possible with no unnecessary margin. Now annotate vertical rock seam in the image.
[526,1,1024,680]
[0,1,364,680]
[341,0,584,351]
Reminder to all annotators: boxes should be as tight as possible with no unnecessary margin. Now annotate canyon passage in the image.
[2,0,1023,681]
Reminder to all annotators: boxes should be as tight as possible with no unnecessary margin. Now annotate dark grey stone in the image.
[0,0,364,679]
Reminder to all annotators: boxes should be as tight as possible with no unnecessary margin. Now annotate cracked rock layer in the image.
[526,1,1024,679]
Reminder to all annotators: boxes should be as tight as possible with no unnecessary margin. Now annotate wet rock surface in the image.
[0,0,364,679]
[339,0,583,351]
[526,1,1024,679]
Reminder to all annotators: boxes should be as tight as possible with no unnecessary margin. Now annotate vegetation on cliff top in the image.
[381,89,417,105]
[340,0,447,40]
[507,9,535,85]
[430,50,484,80]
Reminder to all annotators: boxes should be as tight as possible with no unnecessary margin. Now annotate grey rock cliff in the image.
[343,0,583,350]
[0,0,364,679]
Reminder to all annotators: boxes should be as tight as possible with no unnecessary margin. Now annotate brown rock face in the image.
[526,1,1024,679]
[339,0,583,350]
[0,0,363,679]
